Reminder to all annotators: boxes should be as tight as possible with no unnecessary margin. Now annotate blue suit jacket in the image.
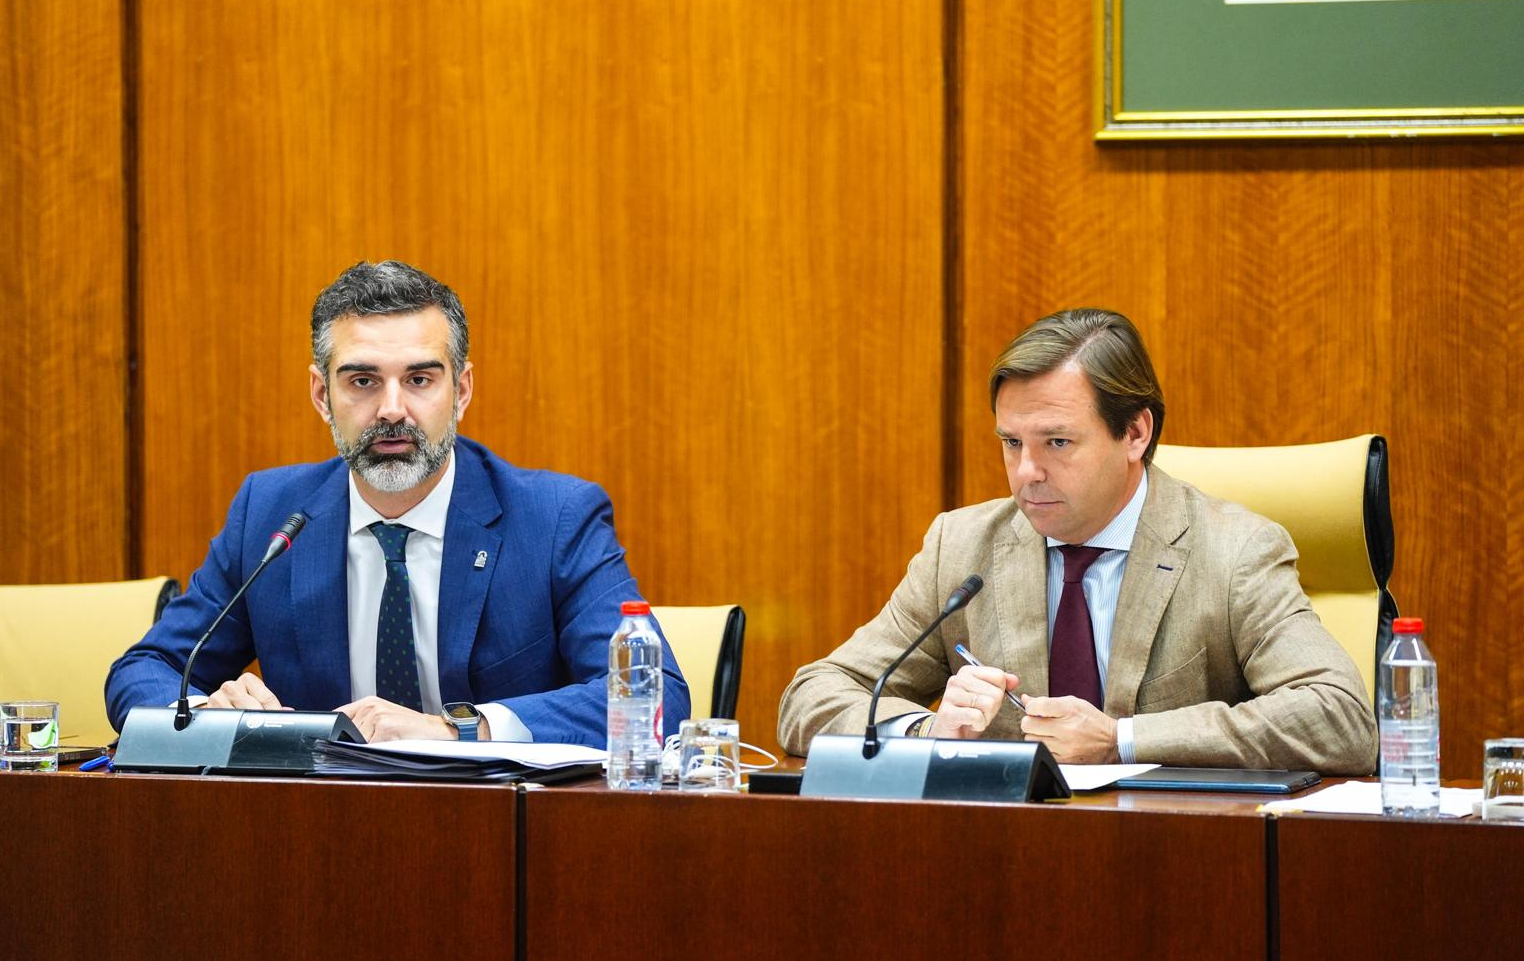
[105,437,689,746]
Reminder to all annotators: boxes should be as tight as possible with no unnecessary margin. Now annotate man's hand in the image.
[1019,695,1120,764]
[205,672,286,711]
[927,665,1021,739]
[336,696,453,743]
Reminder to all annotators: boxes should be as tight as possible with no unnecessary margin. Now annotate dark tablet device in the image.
[1114,767,1320,794]
[60,745,110,764]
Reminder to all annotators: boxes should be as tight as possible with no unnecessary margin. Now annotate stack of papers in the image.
[1258,781,1482,818]
[312,739,607,783]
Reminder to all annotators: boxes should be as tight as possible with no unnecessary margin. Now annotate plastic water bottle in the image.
[607,600,663,790]
[1379,616,1440,817]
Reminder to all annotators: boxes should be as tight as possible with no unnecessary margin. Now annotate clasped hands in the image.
[202,672,464,742]
[927,664,1120,764]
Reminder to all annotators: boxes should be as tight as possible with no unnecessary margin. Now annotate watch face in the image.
[444,702,479,721]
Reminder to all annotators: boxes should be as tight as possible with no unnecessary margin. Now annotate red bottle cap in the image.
[1393,617,1424,634]
[620,601,652,615]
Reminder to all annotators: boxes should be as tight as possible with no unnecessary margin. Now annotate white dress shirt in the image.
[346,455,531,741]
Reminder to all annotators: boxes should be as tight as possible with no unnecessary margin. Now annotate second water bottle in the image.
[607,600,664,791]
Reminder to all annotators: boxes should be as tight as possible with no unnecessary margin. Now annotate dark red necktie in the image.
[1049,545,1107,709]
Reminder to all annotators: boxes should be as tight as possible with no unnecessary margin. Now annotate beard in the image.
[330,415,457,493]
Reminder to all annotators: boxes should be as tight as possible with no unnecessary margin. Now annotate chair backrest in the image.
[1151,435,1395,706]
[651,605,745,721]
[0,577,180,744]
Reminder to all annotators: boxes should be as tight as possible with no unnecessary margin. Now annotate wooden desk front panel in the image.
[1278,814,1524,960]
[0,773,516,961]
[523,792,1266,960]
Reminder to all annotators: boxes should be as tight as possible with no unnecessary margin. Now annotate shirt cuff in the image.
[879,712,932,737]
[1116,716,1136,764]
[477,702,533,742]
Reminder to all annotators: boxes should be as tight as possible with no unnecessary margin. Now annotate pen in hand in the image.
[952,643,1031,716]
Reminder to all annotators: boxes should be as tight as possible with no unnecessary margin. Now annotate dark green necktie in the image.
[368,522,423,711]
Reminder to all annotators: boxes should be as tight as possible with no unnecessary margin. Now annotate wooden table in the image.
[0,771,517,960]
[1276,810,1524,960]
[7,766,1522,961]
[521,786,1271,960]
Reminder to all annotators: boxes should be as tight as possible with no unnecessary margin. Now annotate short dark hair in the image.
[311,261,469,379]
[988,308,1166,464]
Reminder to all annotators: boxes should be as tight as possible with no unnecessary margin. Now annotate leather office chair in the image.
[651,605,745,721]
[0,576,180,744]
[1151,435,1395,706]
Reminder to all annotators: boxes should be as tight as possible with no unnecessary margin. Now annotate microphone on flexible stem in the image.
[861,574,984,759]
[172,512,307,731]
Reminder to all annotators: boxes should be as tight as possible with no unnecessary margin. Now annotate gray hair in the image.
[311,261,469,380]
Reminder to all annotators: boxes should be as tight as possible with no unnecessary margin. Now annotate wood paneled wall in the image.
[0,0,128,584]
[135,0,945,753]
[9,1,1521,772]
[959,2,1524,776]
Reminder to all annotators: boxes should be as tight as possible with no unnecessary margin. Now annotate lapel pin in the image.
[474,550,488,570]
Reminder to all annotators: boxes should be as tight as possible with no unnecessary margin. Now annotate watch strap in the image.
[443,705,480,742]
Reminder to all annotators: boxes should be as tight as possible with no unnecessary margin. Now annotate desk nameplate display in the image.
[113,706,364,775]
[800,735,1071,803]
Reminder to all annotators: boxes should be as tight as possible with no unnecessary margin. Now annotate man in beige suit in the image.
[778,308,1376,774]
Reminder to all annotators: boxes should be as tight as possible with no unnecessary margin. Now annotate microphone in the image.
[261,511,307,563]
[173,512,307,730]
[942,575,983,615]
[862,574,984,759]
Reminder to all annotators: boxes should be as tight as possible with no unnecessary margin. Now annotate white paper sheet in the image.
[1258,780,1481,818]
[1058,762,1161,791]
[335,739,607,769]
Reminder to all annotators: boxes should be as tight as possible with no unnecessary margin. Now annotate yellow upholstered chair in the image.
[651,605,746,721]
[0,577,180,744]
[1152,435,1395,706]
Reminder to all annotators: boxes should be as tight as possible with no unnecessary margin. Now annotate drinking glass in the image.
[1482,738,1524,822]
[1,701,60,773]
[677,718,741,792]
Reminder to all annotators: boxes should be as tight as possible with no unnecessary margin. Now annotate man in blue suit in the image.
[106,261,688,746]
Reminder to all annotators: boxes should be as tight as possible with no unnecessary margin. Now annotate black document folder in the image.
[1114,767,1320,794]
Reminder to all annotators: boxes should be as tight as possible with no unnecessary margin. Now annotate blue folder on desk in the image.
[1115,767,1320,794]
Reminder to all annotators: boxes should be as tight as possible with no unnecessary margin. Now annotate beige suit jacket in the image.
[777,467,1378,775]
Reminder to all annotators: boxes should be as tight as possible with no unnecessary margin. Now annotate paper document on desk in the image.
[339,739,607,768]
[1258,781,1481,818]
[311,739,607,782]
[1058,763,1160,791]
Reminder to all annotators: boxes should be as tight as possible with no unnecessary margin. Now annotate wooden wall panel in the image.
[12,0,1519,769]
[0,0,127,584]
[960,1,1524,776]
[137,0,945,751]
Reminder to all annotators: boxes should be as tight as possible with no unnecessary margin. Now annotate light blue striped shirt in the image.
[1044,470,1148,762]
